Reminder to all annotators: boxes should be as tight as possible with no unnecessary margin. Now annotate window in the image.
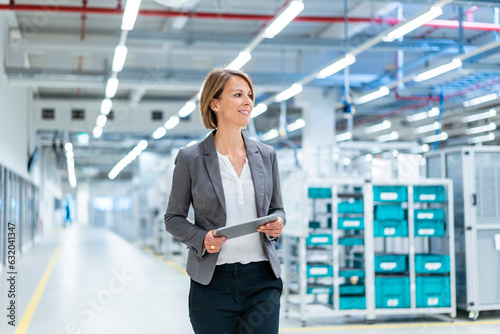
[42,108,55,120]
[152,110,163,121]
[72,109,85,120]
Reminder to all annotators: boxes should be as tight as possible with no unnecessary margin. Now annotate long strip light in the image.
[462,93,499,107]
[121,0,142,31]
[261,129,279,141]
[101,99,112,115]
[364,120,391,134]
[287,119,305,132]
[96,115,107,128]
[469,133,495,144]
[226,51,252,70]
[275,84,303,102]
[462,109,497,123]
[376,131,399,142]
[109,140,148,180]
[465,122,496,135]
[251,103,268,118]
[336,132,352,142]
[407,107,440,122]
[383,6,443,42]
[413,58,462,82]
[65,142,77,188]
[178,101,197,117]
[316,54,356,79]
[414,121,441,134]
[93,126,103,139]
[262,0,304,39]
[112,45,128,72]
[105,78,119,98]
[421,132,448,143]
[152,127,167,139]
[355,86,390,105]
[165,116,180,130]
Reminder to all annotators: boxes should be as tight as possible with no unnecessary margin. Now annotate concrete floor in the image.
[1,225,499,334]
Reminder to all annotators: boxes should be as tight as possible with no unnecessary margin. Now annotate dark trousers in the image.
[189,261,282,334]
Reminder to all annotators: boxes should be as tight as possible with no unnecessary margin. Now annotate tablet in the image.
[214,214,279,239]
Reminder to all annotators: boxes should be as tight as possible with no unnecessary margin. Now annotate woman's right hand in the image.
[204,230,227,253]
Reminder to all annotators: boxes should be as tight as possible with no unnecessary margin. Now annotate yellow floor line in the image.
[142,246,187,276]
[15,246,62,334]
[279,319,500,332]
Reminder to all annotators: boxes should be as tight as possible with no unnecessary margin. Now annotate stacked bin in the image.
[373,186,411,309]
[337,191,366,310]
[413,186,451,308]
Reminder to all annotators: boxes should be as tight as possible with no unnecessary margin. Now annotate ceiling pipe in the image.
[81,0,87,41]
[1,4,500,32]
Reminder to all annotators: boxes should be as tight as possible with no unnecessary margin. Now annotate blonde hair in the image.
[199,67,255,129]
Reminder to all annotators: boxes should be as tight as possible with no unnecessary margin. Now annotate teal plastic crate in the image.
[414,186,446,202]
[375,276,410,308]
[414,209,445,221]
[305,265,333,277]
[340,285,365,296]
[375,254,408,273]
[375,204,405,220]
[415,254,450,274]
[307,286,334,294]
[338,200,364,214]
[340,296,366,309]
[308,187,332,198]
[339,269,365,279]
[374,220,408,237]
[416,276,451,308]
[338,237,364,246]
[415,220,445,237]
[373,186,408,202]
[306,234,333,246]
[338,217,364,230]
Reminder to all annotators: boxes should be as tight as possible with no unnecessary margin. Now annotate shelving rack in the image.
[281,178,455,325]
[426,146,500,320]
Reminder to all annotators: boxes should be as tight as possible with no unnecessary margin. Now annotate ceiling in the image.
[2,0,500,180]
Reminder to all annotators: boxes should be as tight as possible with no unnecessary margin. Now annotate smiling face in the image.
[210,75,254,129]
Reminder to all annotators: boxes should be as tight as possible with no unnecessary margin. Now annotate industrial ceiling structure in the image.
[2,0,500,181]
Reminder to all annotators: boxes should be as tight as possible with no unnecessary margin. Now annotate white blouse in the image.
[216,151,268,265]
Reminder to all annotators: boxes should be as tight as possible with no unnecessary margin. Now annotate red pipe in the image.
[1,4,499,32]
[81,0,87,41]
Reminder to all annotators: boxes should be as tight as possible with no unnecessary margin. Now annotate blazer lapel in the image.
[203,131,226,215]
[243,132,265,217]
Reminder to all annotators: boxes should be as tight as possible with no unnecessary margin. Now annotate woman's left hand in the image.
[257,216,284,238]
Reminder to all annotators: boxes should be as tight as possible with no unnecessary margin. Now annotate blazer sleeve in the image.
[164,149,207,257]
[267,148,286,238]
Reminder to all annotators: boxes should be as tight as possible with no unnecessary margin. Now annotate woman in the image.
[164,67,285,334]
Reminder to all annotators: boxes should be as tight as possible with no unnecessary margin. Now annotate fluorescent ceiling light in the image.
[383,6,443,42]
[178,101,197,117]
[152,127,167,139]
[287,119,305,132]
[355,86,390,105]
[112,45,128,72]
[422,132,448,143]
[465,122,496,135]
[469,133,495,144]
[262,0,304,39]
[101,99,112,115]
[413,58,462,82]
[336,132,352,142]
[109,140,148,180]
[251,103,268,118]
[275,83,303,102]
[105,78,119,98]
[316,54,356,79]
[226,51,252,70]
[414,121,441,134]
[96,115,107,128]
[261,129,279,141]
[406,107,440,122]
[462,109,497,123]
[462,93,498,107]
[186,140,198,147]
[65,142,73,151]
[93,126,103,139]
[376,131,399,142]
[164,116,180,130]
[364,120,391,134]
[121,0,142,31]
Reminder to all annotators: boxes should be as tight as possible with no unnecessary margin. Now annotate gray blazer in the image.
[164,130,286,285]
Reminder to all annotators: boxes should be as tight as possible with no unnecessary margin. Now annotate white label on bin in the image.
[311,237,329,244]
[380,262,397,270]
[311,288,330,294]
[420,194,436,201]
[343,220,361,227]
[387,299,399,307]
[310,267,328,275]
[417,213,434,219]
[495,234,500,251]
[425,263,442,271]
[384,227,396,236]
[380,192,398,200]
[427,297,439,306]
[418,229,435,235]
